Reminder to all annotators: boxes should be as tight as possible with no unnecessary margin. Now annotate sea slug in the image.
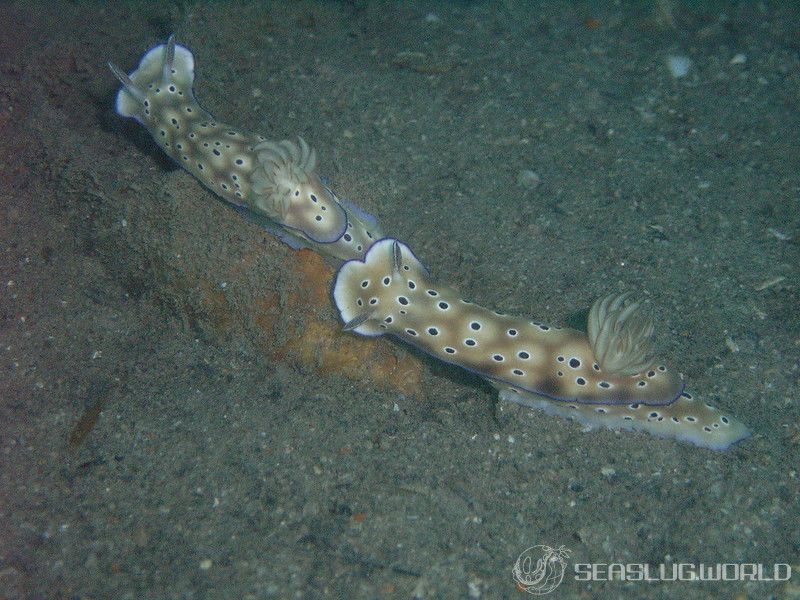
[333,240,750,450]
[109,36,381,260]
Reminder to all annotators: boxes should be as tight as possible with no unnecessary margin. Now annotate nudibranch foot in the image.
[497,384,750,451]
[110,36,381,261]
[231,205,310,251]
[334,239,684,407]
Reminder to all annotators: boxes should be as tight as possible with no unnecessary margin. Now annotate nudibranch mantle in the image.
[109,36,381,260]
[334,240,750,450]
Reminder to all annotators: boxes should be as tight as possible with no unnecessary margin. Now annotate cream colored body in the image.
[334,240,749,450]
[110,38,381,260]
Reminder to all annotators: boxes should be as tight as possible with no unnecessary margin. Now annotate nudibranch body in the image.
[333,240,750,450]
[109,37,381,260]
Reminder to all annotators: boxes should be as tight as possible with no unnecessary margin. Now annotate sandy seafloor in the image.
[1,1,799,598]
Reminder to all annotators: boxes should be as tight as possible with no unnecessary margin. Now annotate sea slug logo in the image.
[511,544,792,593]
[512,545,571,595]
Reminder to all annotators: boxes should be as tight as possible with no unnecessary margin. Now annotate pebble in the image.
[666,55,692,78]
[600,466,616,478]
[517,170,541,189]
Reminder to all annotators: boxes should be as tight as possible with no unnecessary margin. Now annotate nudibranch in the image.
[333,239,750,450]
[109,36,381,260]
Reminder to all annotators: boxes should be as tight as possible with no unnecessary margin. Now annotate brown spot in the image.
[163,236,422,398]
[68,397,106,448]
[68,382,114,448]
[199,281,233,333]
[253,250,424,396]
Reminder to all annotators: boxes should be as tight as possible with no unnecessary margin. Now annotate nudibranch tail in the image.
[110,36,381,261]
[497,385,750,451]
[333,239,683,406]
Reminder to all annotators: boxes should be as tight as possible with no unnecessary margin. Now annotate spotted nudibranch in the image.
[334,239,750,450]
[109,36,381,260]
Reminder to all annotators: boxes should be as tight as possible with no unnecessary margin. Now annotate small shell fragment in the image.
[755,276,785,291]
